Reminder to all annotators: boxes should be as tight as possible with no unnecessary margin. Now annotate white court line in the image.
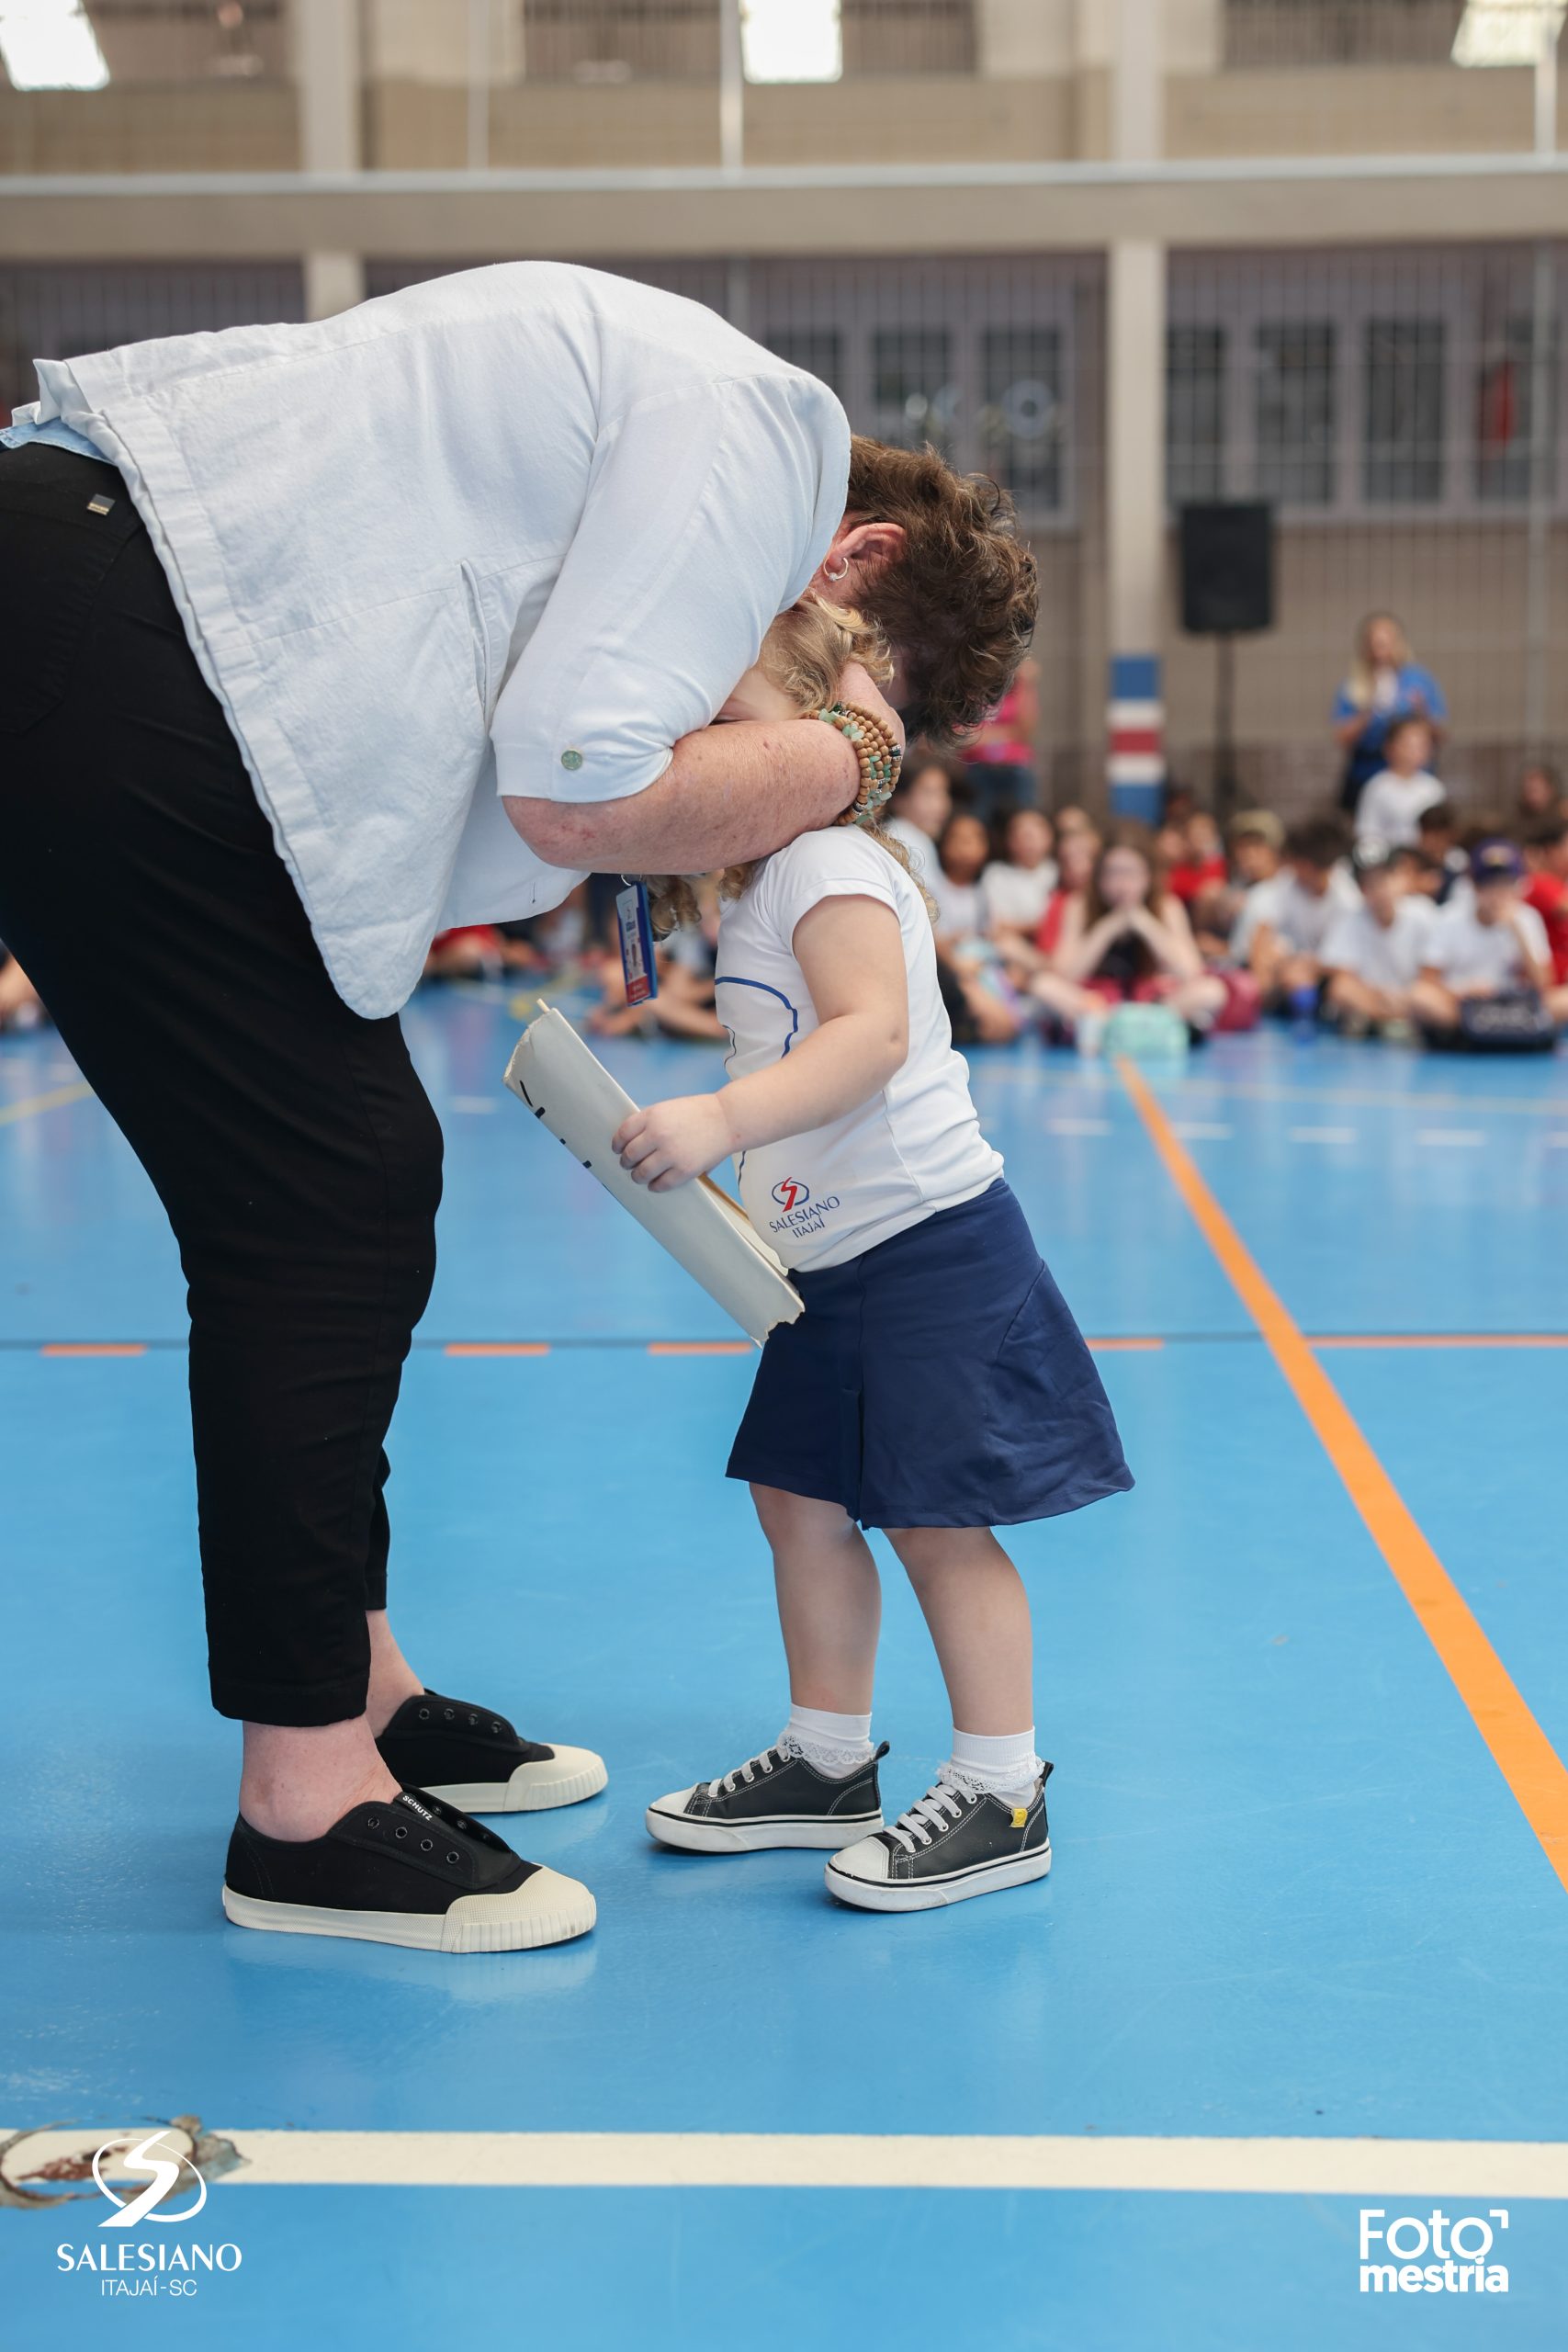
[1171,1122,1232,1141]
[1416,1129,1486,1148]
[1048,1116,1111,1136]
[186,2130,1568,2199]
[1546,1136,1568,1148]
[451,1096,499,1114]
[1287,1126,1356,1145]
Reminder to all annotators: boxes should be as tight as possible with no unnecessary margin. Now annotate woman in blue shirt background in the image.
[1333,610,1449,816]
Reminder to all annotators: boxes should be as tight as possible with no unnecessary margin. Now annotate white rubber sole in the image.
[221,1863,597,1952]
[646,1804,884,1854]
[423,1745,608,1815]
[825,1841,1052,1913]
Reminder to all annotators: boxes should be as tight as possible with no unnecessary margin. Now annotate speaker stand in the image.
[1213,634,1239,828]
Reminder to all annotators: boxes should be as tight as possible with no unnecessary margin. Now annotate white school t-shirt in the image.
[982,857,1058,929]
[1232,866,1361,958]
[1354,767,1445,846]
[1425,899,1550,990]
[1320,897,1437,991]
[716,829,1003,1272]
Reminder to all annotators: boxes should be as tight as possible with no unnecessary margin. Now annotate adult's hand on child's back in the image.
[614,1095,737,1192]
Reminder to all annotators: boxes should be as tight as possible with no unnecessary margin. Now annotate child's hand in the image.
[613,1094,736,1191]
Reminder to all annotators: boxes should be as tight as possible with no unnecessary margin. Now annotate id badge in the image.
[615,880,658,1006]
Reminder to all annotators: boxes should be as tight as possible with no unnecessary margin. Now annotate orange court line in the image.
[648,1340,755,1356]
[1118,1057,1568,1898]
[444,1342,552,1357]
[1314,1334,1568,1351]
[1087,1338,1164,1353]
[39,1341,146,1357]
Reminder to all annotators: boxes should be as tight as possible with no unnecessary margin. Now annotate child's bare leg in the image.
[752,1484,881,1713]
[824,1523,1049,1910]
[886,1524,1033,1736]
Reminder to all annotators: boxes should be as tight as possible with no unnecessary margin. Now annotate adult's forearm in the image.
[503,719,858,874]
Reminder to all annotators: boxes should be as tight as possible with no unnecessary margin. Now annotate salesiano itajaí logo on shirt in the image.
[766,1177,841,1243]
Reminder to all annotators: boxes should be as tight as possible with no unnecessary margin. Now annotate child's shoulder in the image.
[756,824,910,899]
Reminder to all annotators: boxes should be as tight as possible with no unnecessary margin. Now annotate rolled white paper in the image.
[503,1005,805,1347]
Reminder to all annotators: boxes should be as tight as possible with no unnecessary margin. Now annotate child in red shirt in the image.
[1523,816,1568,986]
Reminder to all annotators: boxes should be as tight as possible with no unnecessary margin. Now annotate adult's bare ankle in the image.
[240,1757,400,1843]
[240,1717,402,1842]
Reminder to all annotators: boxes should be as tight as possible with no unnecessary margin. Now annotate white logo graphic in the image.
[93,2133,209,2228]
[1359,2208,1509,2295]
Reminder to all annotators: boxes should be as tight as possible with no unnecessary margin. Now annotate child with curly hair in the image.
[615,599,1131,1913]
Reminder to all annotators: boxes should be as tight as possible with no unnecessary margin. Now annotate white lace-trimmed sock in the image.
[948,1726,1042,1804]
[782,1704,875,1779]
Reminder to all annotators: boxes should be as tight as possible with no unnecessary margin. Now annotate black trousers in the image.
[0,445,443,1725]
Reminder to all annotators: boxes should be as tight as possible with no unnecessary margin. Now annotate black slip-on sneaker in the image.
[826,1764,1053,1913]
[375,1690,606,1814]
[221,1787,595,1951]
[646,1741,888,1853]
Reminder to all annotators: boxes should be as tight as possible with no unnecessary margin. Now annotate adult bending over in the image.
[0,263,1035,1954]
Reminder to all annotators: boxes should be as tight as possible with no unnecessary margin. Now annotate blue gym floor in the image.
[5,991,1568,2349]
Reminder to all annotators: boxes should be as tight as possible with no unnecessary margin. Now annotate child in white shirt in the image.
[615,602,1131,1912]
[1321,842,1436,1036]
[1412,839,1552,1037]
[1354,715,1445,848]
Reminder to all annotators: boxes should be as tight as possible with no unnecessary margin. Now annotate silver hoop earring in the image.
[824,556,850,582]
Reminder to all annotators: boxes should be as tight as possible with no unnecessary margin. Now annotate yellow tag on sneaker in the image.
[1011,1806,1029,1828]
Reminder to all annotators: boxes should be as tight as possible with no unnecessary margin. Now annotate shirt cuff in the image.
[494,740,674,807]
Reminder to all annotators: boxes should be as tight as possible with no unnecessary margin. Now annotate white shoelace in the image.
[705,1744,787,1798]
[884,1768,984,1855]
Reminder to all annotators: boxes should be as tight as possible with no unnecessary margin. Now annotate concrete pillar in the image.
[1104,0,1166,821]
[290,0,366,321]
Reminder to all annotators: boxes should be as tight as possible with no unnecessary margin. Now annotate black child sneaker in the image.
[825,1763,1054,1913]
[375,1690,606,1814]
[646,1741,889,1853]
[222,1787,596,1952]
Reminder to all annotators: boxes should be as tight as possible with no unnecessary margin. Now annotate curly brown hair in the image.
[844,436,1038,746]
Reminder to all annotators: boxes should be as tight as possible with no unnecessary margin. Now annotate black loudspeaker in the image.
[1179,502,1275,635]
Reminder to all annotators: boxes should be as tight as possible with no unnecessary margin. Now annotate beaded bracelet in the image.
[813,701,904,829]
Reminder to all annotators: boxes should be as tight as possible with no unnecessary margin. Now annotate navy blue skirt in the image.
[728,1180,1134,1530]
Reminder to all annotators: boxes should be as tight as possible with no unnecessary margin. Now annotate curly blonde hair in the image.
[640,597,933,939]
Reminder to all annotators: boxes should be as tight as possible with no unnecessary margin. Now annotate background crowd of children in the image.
[485,736,1566,1061]
[3,621,1565,1055]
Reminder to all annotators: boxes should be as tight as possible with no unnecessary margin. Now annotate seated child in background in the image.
[588,881,728,1043]
[1517,761,1563,828]
[1197,810,1283,960]
[1230,810,1285,890]
[619,597,1132,1914]
[1353,715,1444,847]
[882,746,968,888]
[1411,840,1555,1036]
[1523,815,1568,995]
[1235,813,1360,1015]
[927,809,1027,1041]
[983,806,1058,956]
[927,809,994,944]
[1161,808,1228,907]
[1043,826,1227,1036]
[1414,801,1472,908]
[1320,842,1435,1040]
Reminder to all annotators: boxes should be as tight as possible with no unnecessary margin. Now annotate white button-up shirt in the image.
[17,264,850,1016]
